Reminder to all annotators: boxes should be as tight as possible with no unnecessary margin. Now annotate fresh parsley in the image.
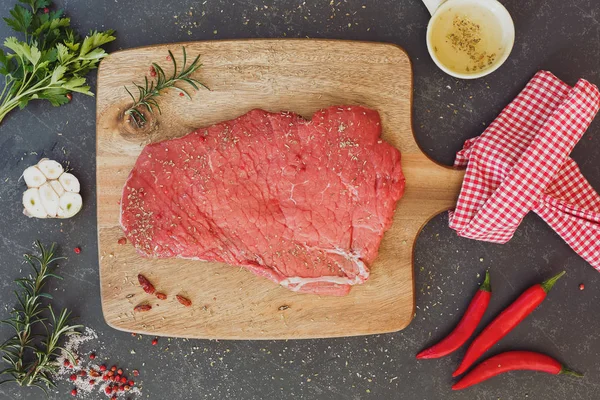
[0,0,116,124]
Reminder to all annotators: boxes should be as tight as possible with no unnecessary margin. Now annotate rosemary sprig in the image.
[0,241,81,394]
[124,46,208,127]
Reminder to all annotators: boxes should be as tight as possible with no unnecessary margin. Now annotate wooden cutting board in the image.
[96,40,464,339]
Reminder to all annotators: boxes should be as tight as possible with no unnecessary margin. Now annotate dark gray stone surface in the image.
[0,0,598,399]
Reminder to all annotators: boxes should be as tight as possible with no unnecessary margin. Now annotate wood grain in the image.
[96,40,464,339]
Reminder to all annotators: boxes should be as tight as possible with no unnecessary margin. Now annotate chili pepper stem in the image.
[560,367,584,378]
[540,271,566,293]
[480,271,491,292]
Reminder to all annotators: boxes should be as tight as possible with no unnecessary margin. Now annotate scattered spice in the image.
[137,274,156,294]
[134,304,152,312]
[278,305,290,311]
[156,292,167,300]
[176,294,192,307]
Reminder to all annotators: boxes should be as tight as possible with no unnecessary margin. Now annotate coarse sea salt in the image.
[54,327,142,398]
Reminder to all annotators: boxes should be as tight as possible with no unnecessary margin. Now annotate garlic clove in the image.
[37,158,64,180]
[39,183,60,217]
[58,192,82,218]
[50,180,65,197]
[23,166,47,188]
[58,172,80,193]
[23,188,48,218]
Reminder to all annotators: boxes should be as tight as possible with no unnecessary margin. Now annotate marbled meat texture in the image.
[120,106,405,296]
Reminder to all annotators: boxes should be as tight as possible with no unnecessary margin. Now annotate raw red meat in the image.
[120,106,405,296]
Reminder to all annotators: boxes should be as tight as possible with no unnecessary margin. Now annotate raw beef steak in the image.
[121,106,405,296]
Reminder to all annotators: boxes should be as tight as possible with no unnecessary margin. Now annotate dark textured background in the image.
[0,0,599,399]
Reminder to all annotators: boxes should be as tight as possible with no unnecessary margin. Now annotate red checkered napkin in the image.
[449,71,600,270]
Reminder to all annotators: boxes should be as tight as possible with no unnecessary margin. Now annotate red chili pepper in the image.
[453,271,565,377]
[417,271,491,359]
[137,274,156,294]
[452,351,582,390]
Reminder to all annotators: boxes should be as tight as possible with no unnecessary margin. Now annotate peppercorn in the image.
[99,364,107,372]
[132,370,139,377]
[152,337,158,346]
[66,93,73,101]
[110,366,117,372]
[129,380,135,386]
[71,388,77,396]
[117,368,123,375]
[579,283,585,290]
[89,352,96,360]
[79,370,86,377]
[121,376,127,383]
[89,379,96,385]
[69,374,77,381]
[73,247,81,254]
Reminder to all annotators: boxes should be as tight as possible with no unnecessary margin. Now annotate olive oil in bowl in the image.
[426,0,514,79]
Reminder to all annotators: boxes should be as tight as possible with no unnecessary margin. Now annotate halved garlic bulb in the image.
[22,159,82,219]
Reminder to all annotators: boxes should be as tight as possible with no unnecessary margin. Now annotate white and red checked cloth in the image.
[449,70,600,270]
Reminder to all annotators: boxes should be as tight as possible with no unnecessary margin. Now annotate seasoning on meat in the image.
[120,106,406,296]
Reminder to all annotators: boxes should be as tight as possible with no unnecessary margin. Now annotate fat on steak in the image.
[120,106,405,296]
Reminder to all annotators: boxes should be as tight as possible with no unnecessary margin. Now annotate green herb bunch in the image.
[0,241,81,393]
[0,0,116,124]
[125,46,208,127]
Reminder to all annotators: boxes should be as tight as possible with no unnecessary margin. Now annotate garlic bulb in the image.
[22,158,82,219]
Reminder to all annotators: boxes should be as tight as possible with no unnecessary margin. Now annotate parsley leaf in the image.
[0,1,116,124]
